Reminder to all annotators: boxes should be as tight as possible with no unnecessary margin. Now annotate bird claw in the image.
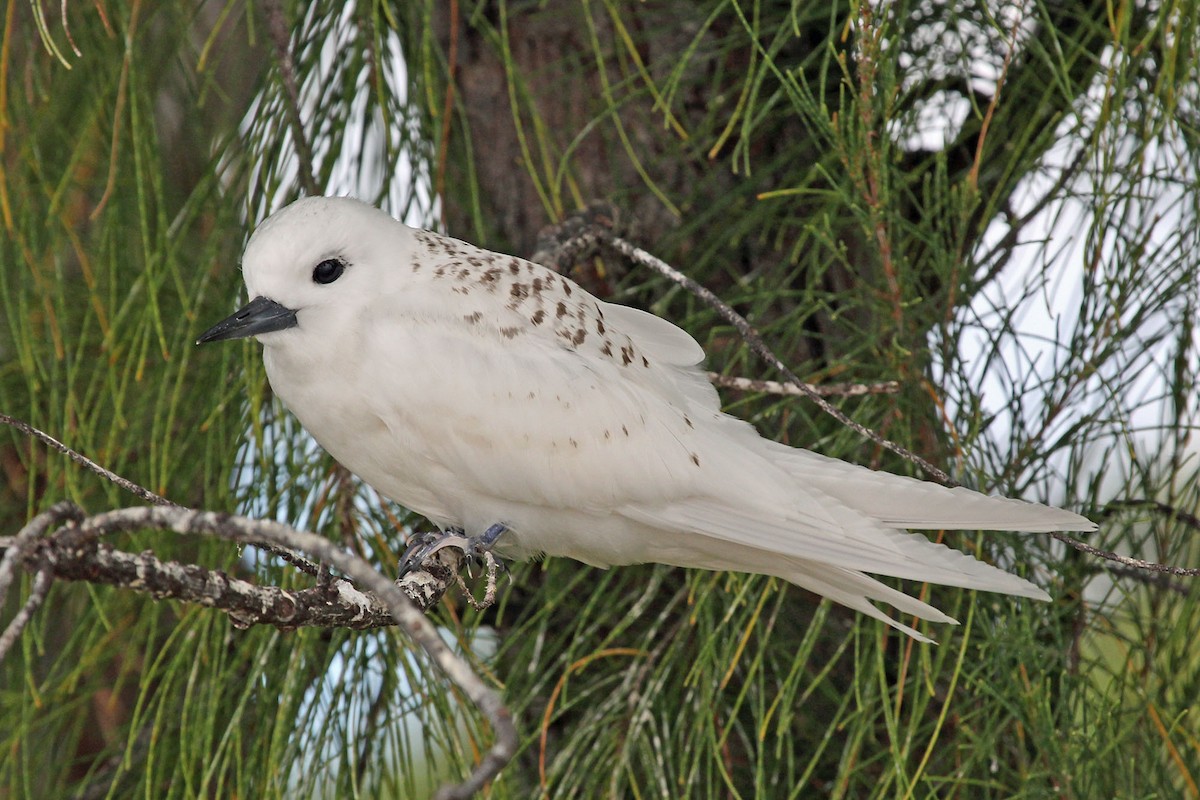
[397,523,509,581]
[398,529,466,578]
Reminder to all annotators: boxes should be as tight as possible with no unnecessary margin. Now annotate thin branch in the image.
[1056,498,1200,581]
[1101,498,1200,532]
[531,214,938,475]
[967,13,1021,192]
[596,231,955,485]
[262,0,319,196]
[530,201,615,270]
[1050,531,1200,578]
[1100,565,1192,596]
[3,505,516,800]
[0,413,323,576]
[529,213,902,403]
[436,0,459,229]
[0,500,82,600]
[11,529,467,627]
[707,373,900,398]
[0,569,51,662]
[0,413,173,506]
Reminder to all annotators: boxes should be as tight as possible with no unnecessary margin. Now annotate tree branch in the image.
[0,413,173,507]
[0,503,515,800]
[531,210,939,475]
[707,373,900,398]
[0,413,324,577]
[5,526,466,632]
[262,0,319,196]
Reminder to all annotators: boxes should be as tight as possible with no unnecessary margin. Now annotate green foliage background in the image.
[2,1,1199,797]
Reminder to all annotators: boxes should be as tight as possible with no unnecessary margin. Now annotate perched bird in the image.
[198,196,1095,642]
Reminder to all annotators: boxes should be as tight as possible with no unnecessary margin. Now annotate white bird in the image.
[198,196,1095,642]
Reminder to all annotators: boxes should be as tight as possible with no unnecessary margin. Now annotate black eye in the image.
[312,258,345,284]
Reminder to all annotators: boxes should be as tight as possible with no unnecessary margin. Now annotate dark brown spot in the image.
[595,304,604,319]
[600,342,613,357]
[482,268,501,283]
[467,256,482,267]
[411,259,422,272]
[684,415,693,429]
[510,283,528,300]
[690,453,700,467]
[528,391,536,399]
[531,309,546,325]
[434,265,446,277]
[572,328,587,345]
[500,326,521,339]
[556,301,569,319]
[532,277,545,293]
[621,346,633,366]
[452,286,470,295]
[464,311,483,324]
[596,319,606,335]
[642,356,649,367]
[508,258,521,274]
[569,438,578,448]
[562,279,573,297]
[622,425,629,436]
[458,267,471,279]
[604,429,611,440]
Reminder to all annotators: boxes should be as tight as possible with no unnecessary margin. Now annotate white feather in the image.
[225,196,1096,642]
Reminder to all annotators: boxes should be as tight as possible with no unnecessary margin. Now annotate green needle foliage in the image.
[1,1,1198,797]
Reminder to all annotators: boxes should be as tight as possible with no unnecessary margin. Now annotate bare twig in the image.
[0,413,173,506]
[0,569,51,662]
[4,529,468,628]
[1101,498,1200,533]
[596,232,954,485]
[1053,497,1200,581]
[0,413,323,576]
[531,213,902,403]
[530,202,615,270]
[455,550,503,610]
[0,501,82,660]
[0,500,82,600]
[1050,531,1200,578]
[263,0,319,196]
[707,373,900,398]
[1100,565,1192,596]
[3,505,515,800]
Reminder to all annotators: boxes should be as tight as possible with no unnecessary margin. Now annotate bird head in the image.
[197,197,400,346]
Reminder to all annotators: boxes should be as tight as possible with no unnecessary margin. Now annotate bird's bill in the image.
[196,296,298,344]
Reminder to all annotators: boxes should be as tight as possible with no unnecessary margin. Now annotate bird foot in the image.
[393,525,506,582]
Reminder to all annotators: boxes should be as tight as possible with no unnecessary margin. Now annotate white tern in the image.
[198,196,1095,642]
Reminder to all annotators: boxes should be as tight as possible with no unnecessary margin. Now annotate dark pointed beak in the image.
[196,296,298,344]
